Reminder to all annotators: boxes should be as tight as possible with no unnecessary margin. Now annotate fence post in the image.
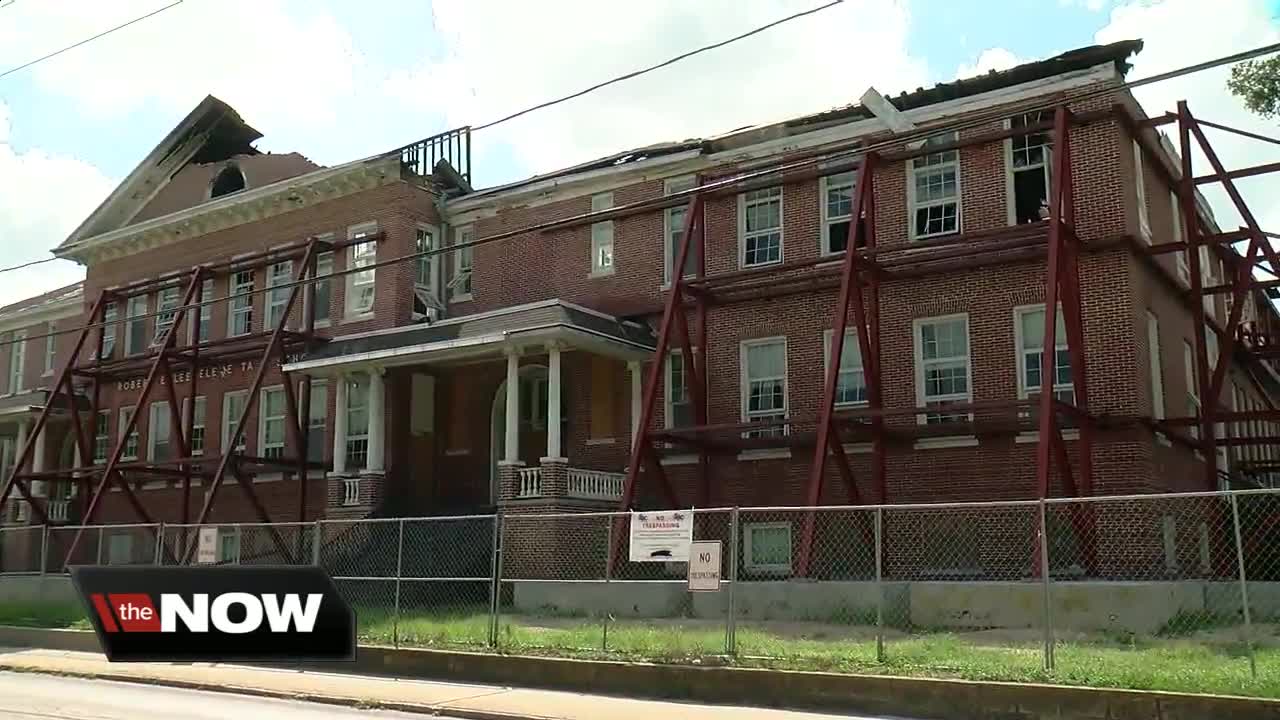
[394,518,405,649]
[38,525,49,576]
[1038,500,1055,672]
[726,507,739,656]
[488,511,503,649]
[602,514,612,652]
[97,526,105,566]
[874,507,884,663]
[311,520,323,566]
[153,522,165,566]
[1229,491,1258,679]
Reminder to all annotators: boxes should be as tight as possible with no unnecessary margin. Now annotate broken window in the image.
[910,133,960,239]
[821,172,869,255]
[1010,112,1051,225]
[210,165,246,198]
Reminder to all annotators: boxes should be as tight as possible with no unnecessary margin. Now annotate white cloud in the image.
[0,101,113,305]
[1096,0,1280,245]
[388,0,929,183]
[955,48,1024,80]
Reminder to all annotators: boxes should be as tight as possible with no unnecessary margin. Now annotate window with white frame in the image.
[743,522,791,573]
[346,224,378,316]
[107,534,133,565]
[228,270,254,337]
[119,407,139,461]
[824,329,866,407]
[307,381,327,464]
[1009,111,1051,224]
[93,410,109,464]
[222,390,248,453]
[1184,340,1200,440]
[590,193,615,276]
[1171,190,1189,284]
[345,375,369,469]
[125,295,148,356]
[413,225,442,319]
[259,386,287,460]
[821,171,865,255]
[740,187,783,267]
[1134,140,1151,241]
[1200,245,1217,319]
[148,401,171,462]
[1147,311,1166,423]
[43,324,55,375]
[186,396,206,456]
[664,176,699,285]
[741,338,788,438]
[152,285,180,345]
[198,279,213,343]
[1206,325,1219,374]
[8,330,25,393]
[915,315,971,424]
[449,227,473,300]
[265,261,292,330]
[910,132,960,239]
[219,530,240,564]
[1015,306,1074,405]
[665,350,693,428]
[100,302,117,360]
[312,251,333,325]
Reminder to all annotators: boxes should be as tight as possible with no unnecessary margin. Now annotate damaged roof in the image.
[0,281,83,318]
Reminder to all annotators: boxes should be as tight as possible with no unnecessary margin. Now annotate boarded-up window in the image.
[590,356,616,438]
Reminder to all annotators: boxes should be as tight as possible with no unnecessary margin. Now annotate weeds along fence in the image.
[5,487,1280,682]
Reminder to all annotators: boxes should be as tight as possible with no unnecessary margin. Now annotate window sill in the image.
[343,311,375,323]
[739,260,783,271]
[588,269,616,279]
[1156,433,1172,447]
[913,435,979,450]
[586,437,616,446]
[444,448,471,456]
[738,448,792,461]
[841,442,874,454]
[449,294,474,303]
[660,453,699,466]
[313,320,332,330]
[1014,429,1082,444]
[743,565,791,577]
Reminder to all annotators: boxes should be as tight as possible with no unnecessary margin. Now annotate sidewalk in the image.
[0,647,865,720]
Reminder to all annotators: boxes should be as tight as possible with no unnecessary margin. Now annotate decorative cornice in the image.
[60,155,404,267]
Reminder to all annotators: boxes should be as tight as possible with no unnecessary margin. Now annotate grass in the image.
[7,601,1280,698]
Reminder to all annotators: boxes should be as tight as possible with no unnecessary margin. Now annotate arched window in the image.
[210,165,246,198]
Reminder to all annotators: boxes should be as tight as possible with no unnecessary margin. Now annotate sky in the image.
[0,0,1278,305]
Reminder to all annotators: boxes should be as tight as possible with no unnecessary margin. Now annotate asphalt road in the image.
[0,671,453,719]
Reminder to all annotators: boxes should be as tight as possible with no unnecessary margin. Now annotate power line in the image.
[472,0,844,132]
[2,40,1279,352]
[0,257,58,275]
[0,0,184,80]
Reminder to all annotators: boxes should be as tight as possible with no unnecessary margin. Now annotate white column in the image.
[332,373,348,475]
[366,368,386,473]
[545,344,563,460]
[504,349,520,463]
[629,361,642,443]
[30,423,46,497]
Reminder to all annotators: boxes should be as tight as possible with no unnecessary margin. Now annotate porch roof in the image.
[282,300,656,373]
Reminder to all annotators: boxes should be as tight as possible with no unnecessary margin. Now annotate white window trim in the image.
[187,279,214,345]
[183,396,207,456]
[449,226,474,302]
[119,406,139,461]
[913,313,973,430]
[907,134,962,241]
[1003,114,1052,226]
[823,329,867,409]
[100,302,117,360]
[742,521,792,574]
[228,270,254,337]
[662,175,698,288]
[739,336,789,449]
[266,260,294,330]
[1012,304,1073,401]
[7,330,23,393]
[1171,190,1189,286]
[1184,340,1201,452]
[147,401,171,462]
[413,223,443,319]
[124,296,148,357]
[819,172,855,257]
[258,385,287,459]
[345,222,379,319]
[93,410,110,465]
[152,285,181,346]
[1147,311,1170,447]
[312,251,335,328]
[306,379,328,462]
[1134,140,1151,242]
[222,390,249,453]
[346,376,370,470]
[738,187,784,269]
[42,325,56,376]
[664,349,695,431]
[590,192,615,277]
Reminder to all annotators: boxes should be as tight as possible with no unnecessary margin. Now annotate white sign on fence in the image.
[687,541,722,592]
[629,510,694,562]
[197,527,218,565]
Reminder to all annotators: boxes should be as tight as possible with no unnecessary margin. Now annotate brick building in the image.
[2,39,1279,574]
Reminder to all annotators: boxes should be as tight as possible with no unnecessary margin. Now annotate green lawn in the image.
[8,602,1279,698]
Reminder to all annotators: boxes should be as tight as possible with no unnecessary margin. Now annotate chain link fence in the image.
[4,488,1280,686]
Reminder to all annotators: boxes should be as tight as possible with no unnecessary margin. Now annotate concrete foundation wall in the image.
[0,575,78,607]
[511,579,1279,635]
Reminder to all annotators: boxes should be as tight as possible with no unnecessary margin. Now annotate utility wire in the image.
[0,257,58,275]
[472,0,844,131]
[2,41,1279,352]
[0,1,184,80]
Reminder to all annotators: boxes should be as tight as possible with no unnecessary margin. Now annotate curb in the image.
[0,662,551,720]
